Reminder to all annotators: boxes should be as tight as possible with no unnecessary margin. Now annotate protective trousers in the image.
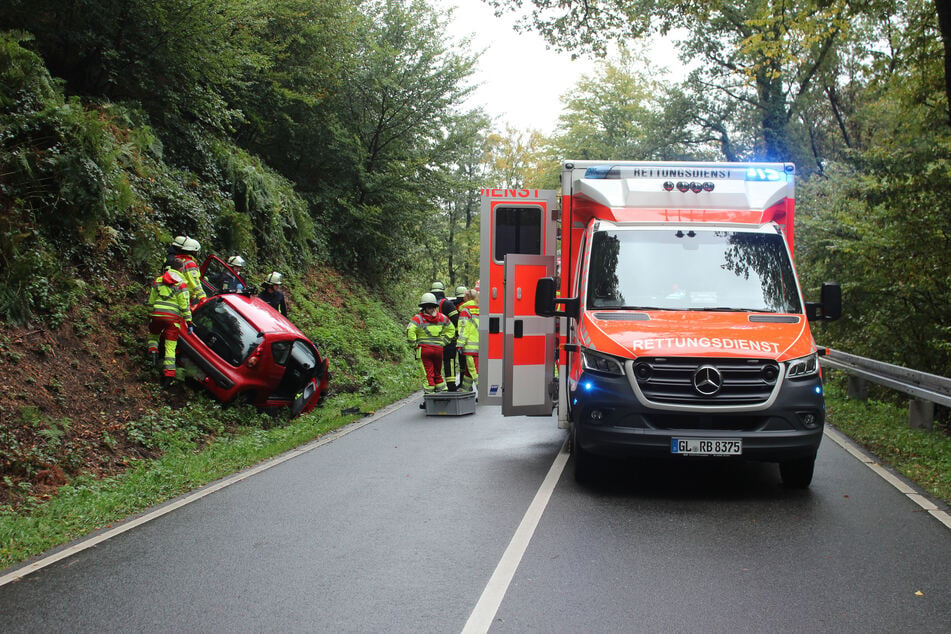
[443,343,457,391]
[418,346,447,393]
[148,316,184,378]
[460,353,479,391]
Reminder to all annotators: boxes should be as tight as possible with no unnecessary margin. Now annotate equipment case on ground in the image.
[424,391,476,416]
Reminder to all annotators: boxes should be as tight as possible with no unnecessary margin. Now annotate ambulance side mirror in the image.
[535,277,579,321]
[806,282,842,321]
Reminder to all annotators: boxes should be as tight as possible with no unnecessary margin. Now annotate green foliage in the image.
[798,143,951,377]
[284,275,417,397]
[208,141,315,268]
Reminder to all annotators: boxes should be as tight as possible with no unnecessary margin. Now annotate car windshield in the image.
[586,228,802,313]
[192,298,261,366]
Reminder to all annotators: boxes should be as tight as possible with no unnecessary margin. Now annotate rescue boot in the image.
[160,371,176,389]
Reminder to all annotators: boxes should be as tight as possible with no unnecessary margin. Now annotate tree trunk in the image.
[937,0,951,126]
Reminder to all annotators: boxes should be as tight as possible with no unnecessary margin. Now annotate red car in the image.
[172,256,329,417]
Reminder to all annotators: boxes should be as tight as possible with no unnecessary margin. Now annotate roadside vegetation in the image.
[824,378,951,505]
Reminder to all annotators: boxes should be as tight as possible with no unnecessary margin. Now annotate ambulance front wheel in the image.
[779,455,816,489]
[571,426,596,485]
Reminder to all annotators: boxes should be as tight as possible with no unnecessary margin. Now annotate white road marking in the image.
[462,438,570,634]
[0,395,416,587]
[824,426,951,530]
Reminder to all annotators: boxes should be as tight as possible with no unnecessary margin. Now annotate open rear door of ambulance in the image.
[502,254,556,416]
[478,188,558,406]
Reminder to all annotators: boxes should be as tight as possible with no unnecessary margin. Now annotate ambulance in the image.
[479,161,841,487]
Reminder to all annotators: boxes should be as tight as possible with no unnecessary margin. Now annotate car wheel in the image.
[779,456,816,489]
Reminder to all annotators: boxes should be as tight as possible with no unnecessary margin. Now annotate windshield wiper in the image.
[689,306,778,313]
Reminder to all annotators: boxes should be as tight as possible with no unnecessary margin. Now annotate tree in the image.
[551,48,693,161]
[309,0,481,285]
[489,0,860,164]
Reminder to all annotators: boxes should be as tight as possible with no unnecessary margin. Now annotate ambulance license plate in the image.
[671,438,742,456]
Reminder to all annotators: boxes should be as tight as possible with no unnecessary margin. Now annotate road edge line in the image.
[823,426,951,531]
[0,394,416,587]
[462,437,570,634]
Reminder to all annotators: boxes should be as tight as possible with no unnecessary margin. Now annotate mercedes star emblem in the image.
[693,365,723,396]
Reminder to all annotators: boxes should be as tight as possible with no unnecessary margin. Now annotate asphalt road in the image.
[1,397,949,632]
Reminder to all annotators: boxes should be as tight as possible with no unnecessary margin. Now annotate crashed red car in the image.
[172,256,329,417]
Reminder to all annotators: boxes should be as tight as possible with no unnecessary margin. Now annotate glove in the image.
[188,324,195,334]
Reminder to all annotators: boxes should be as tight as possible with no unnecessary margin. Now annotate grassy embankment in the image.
[0,273,421,572]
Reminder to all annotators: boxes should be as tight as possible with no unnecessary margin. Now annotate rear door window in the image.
[192,298,262,366]
[272,339,319,399]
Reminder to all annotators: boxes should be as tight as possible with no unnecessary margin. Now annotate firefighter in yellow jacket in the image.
[148,258,194,386]
[169,236,207,305]
[456,286,480,392]
[407,292,456,406]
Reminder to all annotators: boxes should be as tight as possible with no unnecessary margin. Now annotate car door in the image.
[200,255,247,297]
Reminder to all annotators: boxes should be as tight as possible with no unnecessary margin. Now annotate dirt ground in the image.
[0,264,356,509]
[0,302,184,508]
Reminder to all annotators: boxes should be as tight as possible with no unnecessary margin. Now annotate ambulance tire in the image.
[779,455,815,489]
[570,426,596,485]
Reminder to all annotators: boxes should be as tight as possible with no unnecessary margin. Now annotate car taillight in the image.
[247,348,263,368]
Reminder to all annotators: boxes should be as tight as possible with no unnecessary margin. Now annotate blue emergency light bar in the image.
[745,167,782,182]
[584,165,616,179]
[583,164,790,183]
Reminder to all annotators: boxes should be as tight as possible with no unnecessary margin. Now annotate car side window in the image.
[272,341,291,366]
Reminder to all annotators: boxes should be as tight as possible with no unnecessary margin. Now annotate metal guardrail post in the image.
[820,348,951,430]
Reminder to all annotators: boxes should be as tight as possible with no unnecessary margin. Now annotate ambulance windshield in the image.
[587,228,802,313]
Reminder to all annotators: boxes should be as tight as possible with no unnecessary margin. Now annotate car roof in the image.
[218,293,308,338]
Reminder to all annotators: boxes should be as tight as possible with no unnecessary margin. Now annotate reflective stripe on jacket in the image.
[407,311,455,350]
[174,254,206,303]
[149,275,192,322]
[456,300,480,354]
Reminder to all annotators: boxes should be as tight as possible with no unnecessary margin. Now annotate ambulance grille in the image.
[632,357,780,406]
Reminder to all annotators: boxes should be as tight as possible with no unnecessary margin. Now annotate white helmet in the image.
[227,255,246,268]
[265,272,283,285]
[430,281,445,293]
[455,285,467,298]
[182,238,201,253]
[419,292,438,308]
[171,235,189,250]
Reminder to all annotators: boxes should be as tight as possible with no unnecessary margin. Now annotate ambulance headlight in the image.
[785,353,819,379]
[581,349,625,376]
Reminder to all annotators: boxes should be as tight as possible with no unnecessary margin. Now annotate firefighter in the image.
[259,272,288,316]
[454,285,468,385]
[170,236,207,305]
[430,281,459,391]
[147,258,193,387]
[216,255,246,293]
[456,287,480,392]
[407,292,455,407]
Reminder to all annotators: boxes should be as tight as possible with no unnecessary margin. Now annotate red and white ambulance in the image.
[479,161,841,486]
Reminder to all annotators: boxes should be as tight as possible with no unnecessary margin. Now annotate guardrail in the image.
[820,348,951,430]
